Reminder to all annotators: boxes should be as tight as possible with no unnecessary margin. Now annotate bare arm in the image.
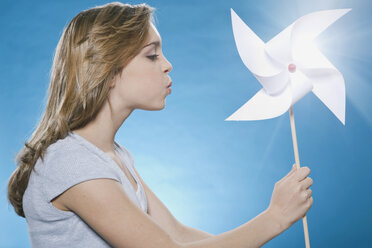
[130,165,214,243]
[180,164,314,248]
[180,209,283,248]
[178,224,215,243]
[57,164,312,247]
[127,167,284,247]
[130,165,279,245]
[57,178,285,248]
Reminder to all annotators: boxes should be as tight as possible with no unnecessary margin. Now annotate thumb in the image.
[287,164,297,176]
[279,164,297,183]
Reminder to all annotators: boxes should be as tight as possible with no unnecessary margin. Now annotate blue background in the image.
[1,0,371,247]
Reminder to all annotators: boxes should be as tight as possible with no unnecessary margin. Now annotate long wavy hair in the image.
[7,2,155,218]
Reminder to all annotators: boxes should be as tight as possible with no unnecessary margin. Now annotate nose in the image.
[163,55,173,73]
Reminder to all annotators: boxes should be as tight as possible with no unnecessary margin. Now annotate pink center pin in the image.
[288,63,296,73]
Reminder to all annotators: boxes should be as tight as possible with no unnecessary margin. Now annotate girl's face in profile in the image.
[110,22,173,112]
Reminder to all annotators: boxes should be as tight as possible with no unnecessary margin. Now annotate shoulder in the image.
[57,174,178,248]
[40,135,95,176]
[39,133,122,202]
[44,133,97,163]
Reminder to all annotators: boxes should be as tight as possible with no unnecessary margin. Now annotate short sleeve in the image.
[41,143,122,203]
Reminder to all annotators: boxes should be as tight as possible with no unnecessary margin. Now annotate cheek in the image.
[120,61,162,99]
[135,71,161,93]
[123,77,157,101]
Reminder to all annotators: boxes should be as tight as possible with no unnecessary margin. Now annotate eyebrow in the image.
[142,40,161,49]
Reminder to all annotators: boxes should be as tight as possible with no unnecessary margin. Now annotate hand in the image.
[266,164,313,230]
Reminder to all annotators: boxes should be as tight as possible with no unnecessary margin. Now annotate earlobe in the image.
[109,79,116,89]
[110,69,124,89]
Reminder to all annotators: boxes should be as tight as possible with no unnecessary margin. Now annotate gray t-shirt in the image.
[23,131,148,247]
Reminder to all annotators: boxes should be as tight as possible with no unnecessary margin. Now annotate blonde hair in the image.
[8,2,155,217]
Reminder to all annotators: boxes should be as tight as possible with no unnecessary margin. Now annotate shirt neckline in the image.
[68,131,141,194]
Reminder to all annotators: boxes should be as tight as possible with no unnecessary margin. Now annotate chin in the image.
[158,102,166,110]
[136,97,167,111]
[155,99,166,110]
[141,102,166,111]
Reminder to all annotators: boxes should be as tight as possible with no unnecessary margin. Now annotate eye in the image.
[147,54,159,61]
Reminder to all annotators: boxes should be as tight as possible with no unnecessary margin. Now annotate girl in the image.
[7,2,313,247]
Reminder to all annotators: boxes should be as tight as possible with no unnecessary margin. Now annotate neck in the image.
[73,100,134,153]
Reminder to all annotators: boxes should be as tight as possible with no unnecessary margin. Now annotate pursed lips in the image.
[166,81,172,94]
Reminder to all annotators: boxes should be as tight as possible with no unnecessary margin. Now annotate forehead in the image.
[148,22,161,42]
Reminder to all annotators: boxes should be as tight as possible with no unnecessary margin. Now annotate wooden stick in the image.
[289,107,311,248]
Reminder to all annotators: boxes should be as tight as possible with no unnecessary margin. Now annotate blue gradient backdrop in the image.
[1,0,371,247]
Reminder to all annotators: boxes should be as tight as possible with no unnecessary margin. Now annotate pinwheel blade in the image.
[291,9,352,51]
[298,44,346,124]
[265,9,351,67]
[289,70,313,106]
[231,8,283,77]
[309,69,346,124]
[225,86,292,121]
[293,42,334,70]
[265,23,295,65]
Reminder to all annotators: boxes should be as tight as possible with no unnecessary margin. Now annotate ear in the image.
[110,67,124,89]
[109,75,117,89]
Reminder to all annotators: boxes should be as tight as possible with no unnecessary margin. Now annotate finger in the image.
[305,196,314,211]
[301,177,313,189]
[285,164,297,178]
[305,188,312,199]
[308,196,313,207]
[295,166,311,182]
[278,164,297,184]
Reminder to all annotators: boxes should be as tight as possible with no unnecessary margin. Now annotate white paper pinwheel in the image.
[226,8,351,124]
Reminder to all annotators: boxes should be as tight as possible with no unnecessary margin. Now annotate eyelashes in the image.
[147,54,159,61]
